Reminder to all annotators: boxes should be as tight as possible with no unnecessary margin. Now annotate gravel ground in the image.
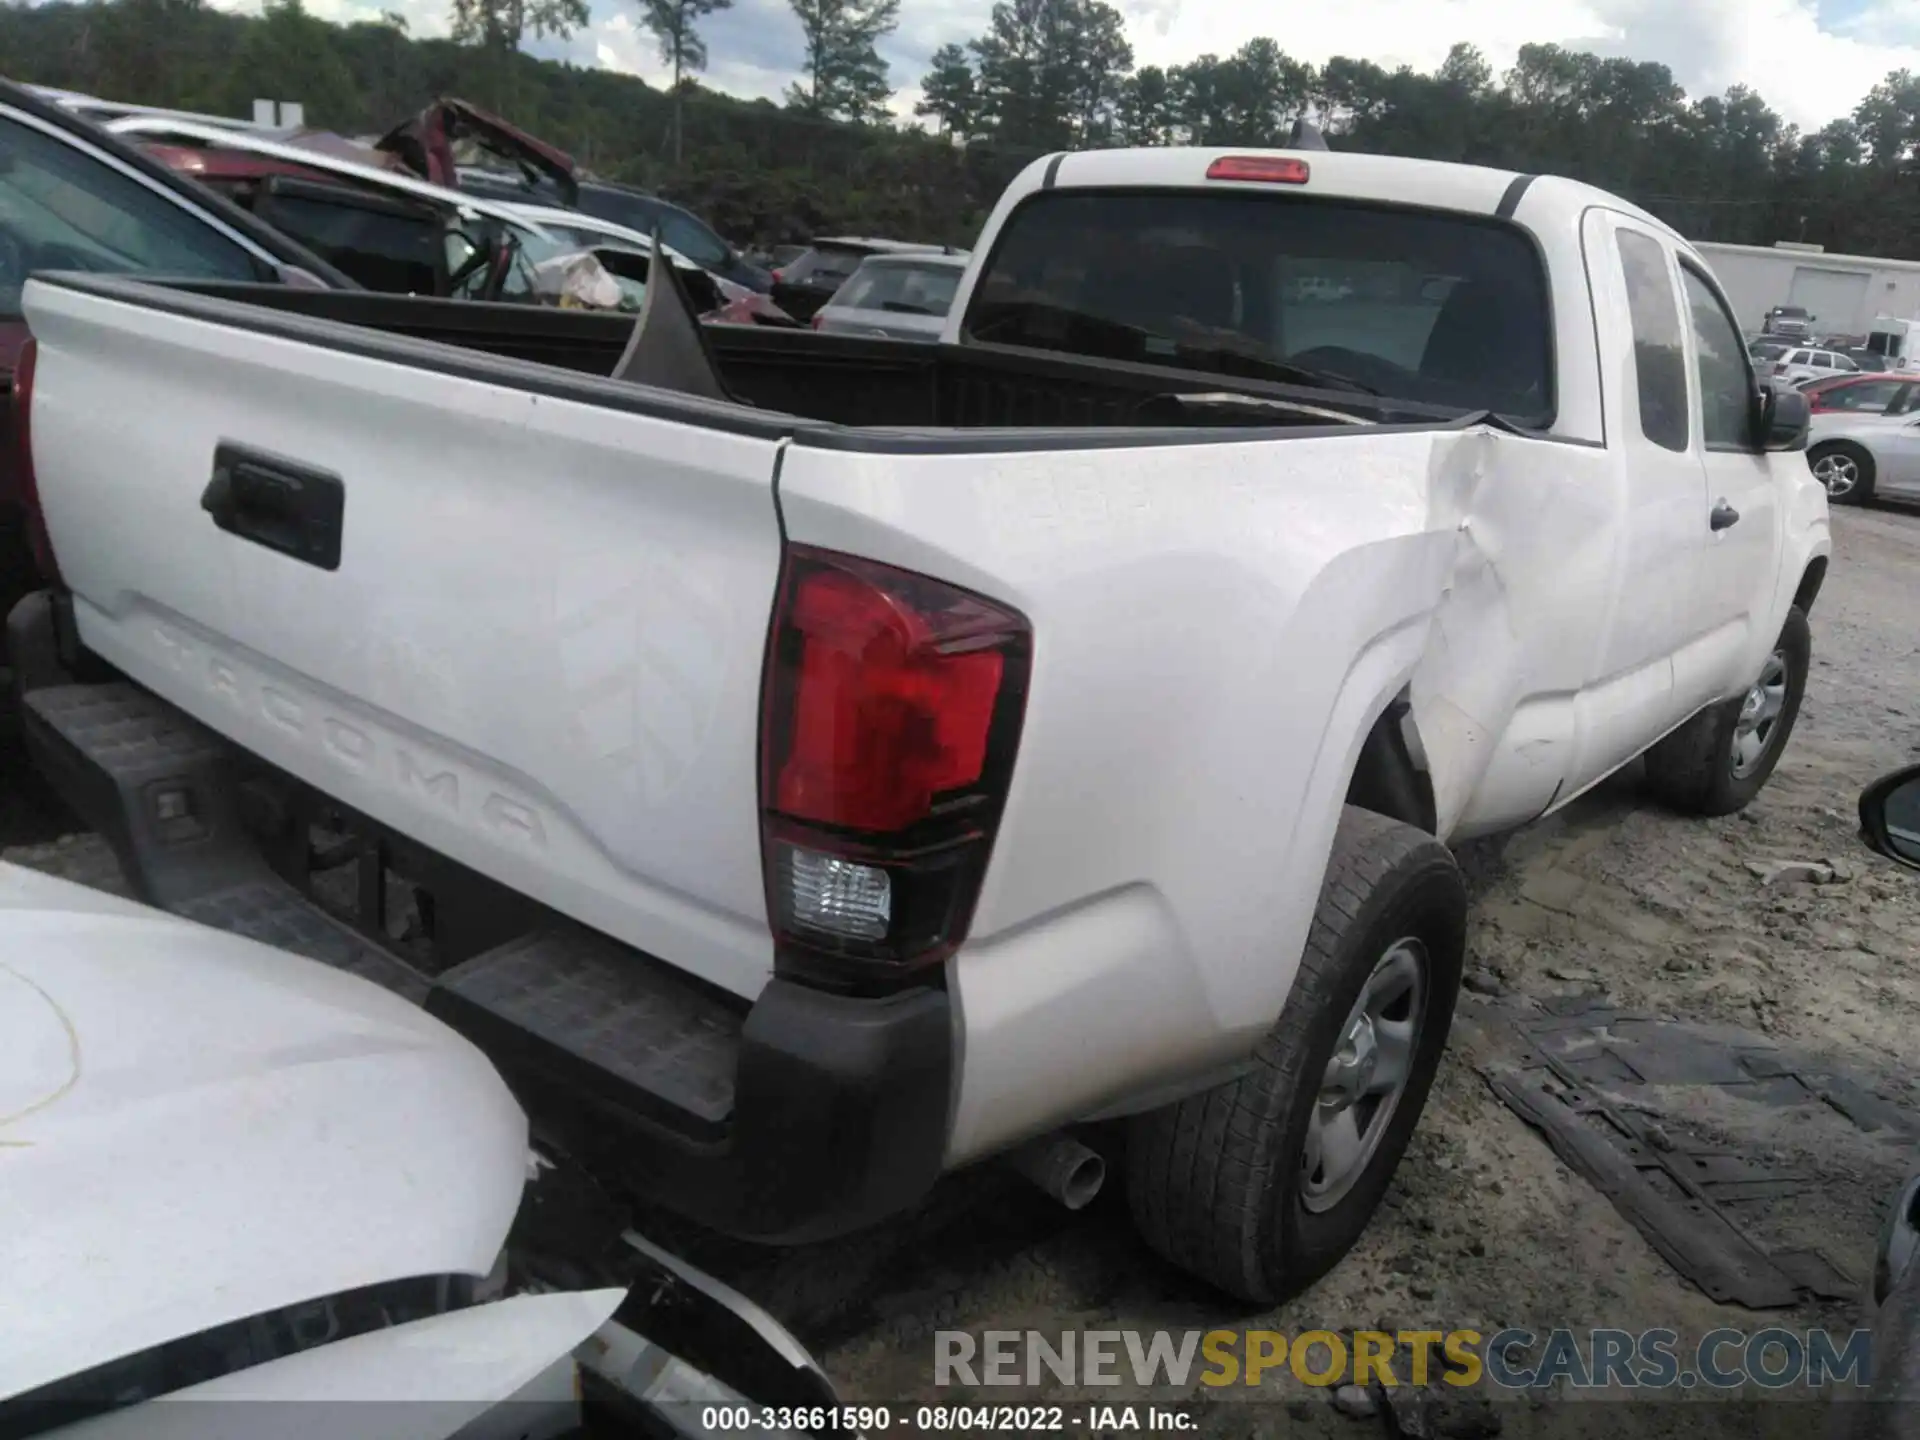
[6,506,1919,1436]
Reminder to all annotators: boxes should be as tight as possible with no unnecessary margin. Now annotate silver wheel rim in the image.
[1811,452,1858,498]
[1730,649,1790,779]
[1301,937,1427,1213]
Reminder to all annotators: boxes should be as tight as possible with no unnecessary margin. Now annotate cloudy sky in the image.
[298,0,1920,134]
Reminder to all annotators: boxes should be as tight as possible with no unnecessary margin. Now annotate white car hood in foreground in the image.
[48,1290,628,1440]
[0,862,530,1402]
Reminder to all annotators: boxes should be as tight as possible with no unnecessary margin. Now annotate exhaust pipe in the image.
[1005,1133,1106,1211]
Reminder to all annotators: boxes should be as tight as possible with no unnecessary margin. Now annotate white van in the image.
[1865,316,1920,373]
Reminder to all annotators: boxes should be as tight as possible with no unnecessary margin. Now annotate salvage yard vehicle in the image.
[461,167,773,295]
[1801,372,1919,416]
[0,78,349,686]
[107,116,778,324]
[495,202,797,327]
[1768,345,1861,387]
[7,142,1829,1305]
[1806,406,1920,505]
[811,251,967,341]
[1763,303,1814,340]
[0,860,838,1437]
[1865,316,1920,376]
[769,238,954,323]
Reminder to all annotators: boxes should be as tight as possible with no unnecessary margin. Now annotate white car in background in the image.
[1805,407,1920,506]
[811,250,969,341]
[1767,345,1861,387]
[497,201,762,305]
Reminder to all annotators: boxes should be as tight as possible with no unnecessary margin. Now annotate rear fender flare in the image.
[1249,619,1439,1024]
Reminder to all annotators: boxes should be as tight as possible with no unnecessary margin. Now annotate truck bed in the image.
[155,280,1459,433]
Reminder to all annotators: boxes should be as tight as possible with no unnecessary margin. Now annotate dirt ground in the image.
[6,506,1919,1435]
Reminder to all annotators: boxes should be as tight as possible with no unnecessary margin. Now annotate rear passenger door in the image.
[1678,259,1781,706]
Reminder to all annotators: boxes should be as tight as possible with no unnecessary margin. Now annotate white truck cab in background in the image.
[9,142,1828,1304]
[1867,315,1920,373]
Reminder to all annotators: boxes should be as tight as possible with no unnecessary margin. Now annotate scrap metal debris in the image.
[1477,999,1919,1309]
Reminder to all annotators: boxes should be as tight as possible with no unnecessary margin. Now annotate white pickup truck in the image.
[8,143,1829,1304]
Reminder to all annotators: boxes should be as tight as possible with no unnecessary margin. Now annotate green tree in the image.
[1116,64,1175,145]
[916,42,977,137]
[1854,70,1920,168]
[337,12,420,126]
[969,0,1128,149]
[785,0,899,124]
[1063,0,1128,141]
[92,0,230,113]
[637,0,733,162]
[224,0,360,127]
[12,0,1920,263]
[448,0,591,110]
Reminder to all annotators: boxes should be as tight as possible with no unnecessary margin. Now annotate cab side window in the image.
[1680,264,1756,451]
[1617,229,1688,452]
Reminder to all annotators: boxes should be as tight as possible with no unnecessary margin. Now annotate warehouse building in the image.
[1695,239,1920,340]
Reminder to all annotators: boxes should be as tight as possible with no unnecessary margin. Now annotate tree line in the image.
[0,0,1916,259]
[916,8,1920,258]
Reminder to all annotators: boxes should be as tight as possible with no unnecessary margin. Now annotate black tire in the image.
[1808,441,1875,506]
[1643,605,1811,818]
[1126,806,1466,1304]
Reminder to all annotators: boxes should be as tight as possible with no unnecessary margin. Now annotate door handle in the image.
[1709,499,1741,532]
[202,443,345,571]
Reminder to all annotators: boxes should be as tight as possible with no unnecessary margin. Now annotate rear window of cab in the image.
[963,189,1554,425]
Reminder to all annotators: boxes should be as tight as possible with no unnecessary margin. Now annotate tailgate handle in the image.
[202,444,345,571]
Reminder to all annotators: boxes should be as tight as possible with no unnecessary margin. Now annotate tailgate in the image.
[22,277,786,999]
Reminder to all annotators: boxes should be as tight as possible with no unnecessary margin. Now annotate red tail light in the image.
[8,336,60,586]
[1206,155,1310,184]
[759,546,1030,985]
[771,269,784,282]
[810,313,824,330]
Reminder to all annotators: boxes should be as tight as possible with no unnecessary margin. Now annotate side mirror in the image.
[1756,384,1810,451]
[1874,1173,1920,1306]
[1860,764,1920,871]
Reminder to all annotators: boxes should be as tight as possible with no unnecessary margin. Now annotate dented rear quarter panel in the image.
[782,411,1819,1161]
[778,426,1483,1159]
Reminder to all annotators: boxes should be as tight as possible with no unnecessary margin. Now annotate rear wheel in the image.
[1126,807,1465,1303]
[1808,442,1875,505]
[1643,606,1811,818]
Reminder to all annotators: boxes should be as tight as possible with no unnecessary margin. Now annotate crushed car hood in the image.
[0,862,529,1402]
[377,99,577,206]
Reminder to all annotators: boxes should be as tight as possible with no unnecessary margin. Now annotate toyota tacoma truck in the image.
[6,144,1829,1304]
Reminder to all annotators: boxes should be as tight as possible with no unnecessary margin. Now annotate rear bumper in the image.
[8,589,953,1246]
[427,969,954,1246]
